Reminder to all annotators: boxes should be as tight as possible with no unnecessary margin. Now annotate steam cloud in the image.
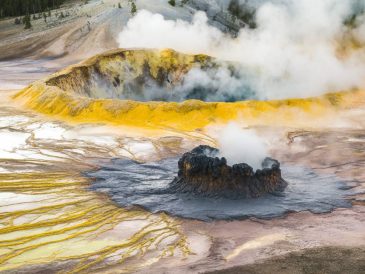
[118,0,365,100]
[217,123,267,170]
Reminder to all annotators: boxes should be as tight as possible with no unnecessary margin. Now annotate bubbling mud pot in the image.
[87,147,357,221]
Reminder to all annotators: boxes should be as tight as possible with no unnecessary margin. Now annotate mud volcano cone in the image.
[169,145,288,198]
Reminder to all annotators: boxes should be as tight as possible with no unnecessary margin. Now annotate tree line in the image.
[0,0,66,18]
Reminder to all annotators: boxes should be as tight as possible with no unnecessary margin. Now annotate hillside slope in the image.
[0,0,245,62]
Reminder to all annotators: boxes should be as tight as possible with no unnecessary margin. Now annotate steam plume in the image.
[217,123,267,170]
[118,0,365,100]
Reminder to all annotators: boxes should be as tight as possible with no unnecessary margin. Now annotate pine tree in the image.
[131,2,137,14]
[228,0,257,29]
[118,3,122,9]
[24,14,32,29]
[181,0,189,5]
[168,0,176,7]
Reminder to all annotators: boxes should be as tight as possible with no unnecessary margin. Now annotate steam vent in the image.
[170,145,288,198]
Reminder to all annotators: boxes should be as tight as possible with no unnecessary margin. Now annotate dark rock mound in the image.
[169,145,288,198]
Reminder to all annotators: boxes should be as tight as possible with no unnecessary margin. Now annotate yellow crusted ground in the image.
[13,83,365,130]
[0,171,190,273]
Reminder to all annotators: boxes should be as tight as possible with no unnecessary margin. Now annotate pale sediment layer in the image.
[0,96,202,273]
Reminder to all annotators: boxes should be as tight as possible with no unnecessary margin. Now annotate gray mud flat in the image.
[87,157,356,221]
[205,246,365,274]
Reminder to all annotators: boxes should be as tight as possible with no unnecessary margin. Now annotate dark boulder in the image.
[169,145,288,198]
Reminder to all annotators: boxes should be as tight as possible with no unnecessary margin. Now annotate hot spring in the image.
[43,48,256,102]
[14,48,363,131]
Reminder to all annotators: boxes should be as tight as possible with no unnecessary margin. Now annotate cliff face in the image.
[169,145,288,198]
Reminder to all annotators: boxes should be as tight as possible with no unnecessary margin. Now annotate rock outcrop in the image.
[169,145,288,198]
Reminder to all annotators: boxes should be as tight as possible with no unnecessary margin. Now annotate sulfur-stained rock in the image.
[169,145,288,198]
